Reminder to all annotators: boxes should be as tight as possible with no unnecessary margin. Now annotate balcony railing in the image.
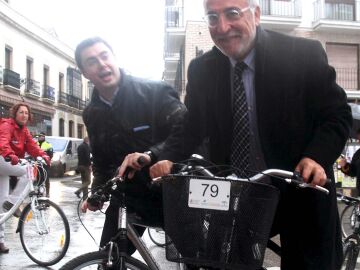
[24,78,40,97]
[335,67,359,90]
[314,0,360,21]
[59,92,86,110]
[3,68,20,89]
[260,0,302,17]
[43,85,55,102]
[165,6,184,27]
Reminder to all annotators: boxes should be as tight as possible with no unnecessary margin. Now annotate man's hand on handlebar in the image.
[149,160,173,179]
[118,152,151,179]
[295,157,328,187]
[80,198,103,213]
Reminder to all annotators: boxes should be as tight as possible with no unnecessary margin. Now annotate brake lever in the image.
[285,176,329,195]
[297,182,329,195]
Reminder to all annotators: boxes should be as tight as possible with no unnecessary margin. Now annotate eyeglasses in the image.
[204,6,251,28]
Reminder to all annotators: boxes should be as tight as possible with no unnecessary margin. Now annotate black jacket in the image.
[83,69,185,191]
[77,142,91,167]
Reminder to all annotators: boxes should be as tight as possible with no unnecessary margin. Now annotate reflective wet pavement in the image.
[0,174,189,269]
[0,173,283,269]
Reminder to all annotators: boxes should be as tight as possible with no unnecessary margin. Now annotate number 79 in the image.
[201,184,219,197]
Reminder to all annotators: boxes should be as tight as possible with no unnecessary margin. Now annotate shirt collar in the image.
[229,48,255,72]
[98,86,120,106]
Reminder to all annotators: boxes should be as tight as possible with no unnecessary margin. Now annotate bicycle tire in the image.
[59,250,149,270]
[18,198,70,266]
[341,203,359,238]
[147,227,170,248]
[343,241,359,270]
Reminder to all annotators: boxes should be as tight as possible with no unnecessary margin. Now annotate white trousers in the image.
[0,156,27,243]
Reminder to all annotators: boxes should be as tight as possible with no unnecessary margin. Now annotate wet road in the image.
[0,173,287,269]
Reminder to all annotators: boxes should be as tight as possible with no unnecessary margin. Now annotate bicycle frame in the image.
[102,194,163,270]
[0,160,48,228]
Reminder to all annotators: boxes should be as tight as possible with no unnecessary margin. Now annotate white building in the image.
[0,0,92,138]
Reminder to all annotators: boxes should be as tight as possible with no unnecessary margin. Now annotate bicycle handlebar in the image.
[88,155,330,208]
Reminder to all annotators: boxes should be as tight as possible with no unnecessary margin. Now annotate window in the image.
[326,43,359,90]
[43,65,49,87]
[26,57,33,80]
[59,73,64,93]
[5,46,12,69]
[87,81,94,100]
[69,120,74,137]
[59,118,65,137]
[67,67,82,98]
[77,124,84,139]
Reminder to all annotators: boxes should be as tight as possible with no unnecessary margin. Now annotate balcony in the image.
[58,92,85,111]
[165,6,184,28]
[42,85,55,103]
[335,67,359,90]
[313,0,360,32]
[260,0,302,30]
[24,78,41,99]
[3,68,20,92]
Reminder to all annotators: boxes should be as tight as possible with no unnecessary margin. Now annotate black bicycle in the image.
[59,155,328,270]
[338,193,360,270]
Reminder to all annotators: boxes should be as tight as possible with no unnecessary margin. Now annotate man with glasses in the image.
[150,0,352,269]
[74,37,186,258]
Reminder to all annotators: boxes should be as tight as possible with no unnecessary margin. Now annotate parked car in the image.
[45,136,83,177]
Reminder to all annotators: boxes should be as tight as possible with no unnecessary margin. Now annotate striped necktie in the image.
[231,62,250,177]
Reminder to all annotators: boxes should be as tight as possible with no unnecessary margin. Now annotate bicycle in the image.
[340,194,360,239]
[338,193,360,270]
[59,156,328,270]
[0,156,70,266]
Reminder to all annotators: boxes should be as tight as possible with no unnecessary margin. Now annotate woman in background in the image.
[0,102,50,253]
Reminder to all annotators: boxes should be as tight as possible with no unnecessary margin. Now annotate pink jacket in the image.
[0,118,46,159]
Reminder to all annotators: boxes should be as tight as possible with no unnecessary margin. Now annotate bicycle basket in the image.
[162,175,280,270]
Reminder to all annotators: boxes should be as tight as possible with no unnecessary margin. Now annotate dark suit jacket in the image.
[163,27,351,175]
[161,27,352,269]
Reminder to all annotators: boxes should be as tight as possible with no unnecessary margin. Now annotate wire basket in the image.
[162,175,280,270]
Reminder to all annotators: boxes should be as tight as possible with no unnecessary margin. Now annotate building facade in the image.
[164,0,360,101]
[0,0,91,138]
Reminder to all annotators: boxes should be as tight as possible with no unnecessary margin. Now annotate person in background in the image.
[339,128,360,196]
[149,0,352,269]
[74,137,91,199]
[37,132,53,197]
[74,37,186,258]
[0,102,51,253]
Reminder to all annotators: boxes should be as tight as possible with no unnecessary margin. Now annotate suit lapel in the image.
[207,48,233,154]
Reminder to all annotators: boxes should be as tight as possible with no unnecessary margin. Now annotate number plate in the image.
[188,178,230,211]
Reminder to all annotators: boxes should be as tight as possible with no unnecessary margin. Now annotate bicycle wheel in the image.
[19,198,70,266]
[342,241,359,270]
[147,227,169,247]
[341,203,359,238]
[59,251,149,270]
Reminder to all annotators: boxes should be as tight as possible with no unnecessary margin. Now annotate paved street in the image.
[0,172,297,270]
[0,173,200,270]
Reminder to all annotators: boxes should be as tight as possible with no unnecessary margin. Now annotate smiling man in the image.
[150,0,352,269]
[74,37,186,259]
